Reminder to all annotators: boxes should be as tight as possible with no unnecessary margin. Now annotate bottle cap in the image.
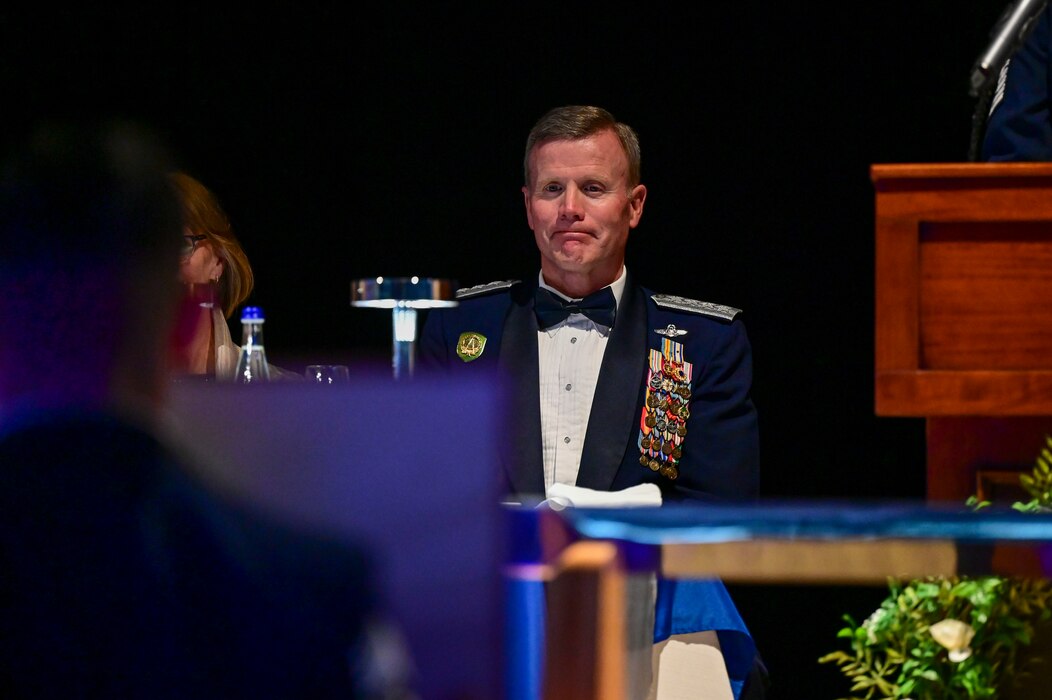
[241,306,265,322]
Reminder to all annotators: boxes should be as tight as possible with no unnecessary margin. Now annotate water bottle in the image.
[234,306,271,383]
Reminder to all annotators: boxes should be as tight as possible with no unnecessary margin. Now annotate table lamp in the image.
[350,276,457,379]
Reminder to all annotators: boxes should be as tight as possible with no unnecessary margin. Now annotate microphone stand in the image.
[968,82,997,162]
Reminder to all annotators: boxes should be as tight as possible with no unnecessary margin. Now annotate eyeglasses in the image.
[181,234,207,259]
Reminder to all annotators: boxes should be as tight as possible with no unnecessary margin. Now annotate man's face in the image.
[523,129,646,293]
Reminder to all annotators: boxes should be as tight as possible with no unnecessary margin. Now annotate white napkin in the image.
[542,482,663,510]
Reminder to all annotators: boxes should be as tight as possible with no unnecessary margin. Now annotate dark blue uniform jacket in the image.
[420,272,760,503]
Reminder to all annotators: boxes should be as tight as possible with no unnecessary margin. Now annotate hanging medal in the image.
[637,338,693,481]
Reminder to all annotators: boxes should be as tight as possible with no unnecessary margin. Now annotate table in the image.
[506,500,1052,699]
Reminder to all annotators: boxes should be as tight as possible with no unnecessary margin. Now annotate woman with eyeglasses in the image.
[170,172,255,380]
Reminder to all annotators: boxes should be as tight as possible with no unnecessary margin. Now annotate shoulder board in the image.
[455,280,520,300]
[651,293,741,321]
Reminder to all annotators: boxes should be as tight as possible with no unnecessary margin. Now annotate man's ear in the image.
[628,184,647,228]
[522,186,534,230]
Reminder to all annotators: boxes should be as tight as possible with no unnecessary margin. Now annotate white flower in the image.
[929,619,976,662]
[861,607,887,643]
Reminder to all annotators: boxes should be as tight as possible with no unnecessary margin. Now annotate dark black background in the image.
[1,4,1014,696]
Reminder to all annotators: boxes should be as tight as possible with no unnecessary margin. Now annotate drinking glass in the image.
[305,365,350,385]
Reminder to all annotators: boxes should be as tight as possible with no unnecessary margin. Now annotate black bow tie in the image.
[534,286,617,330]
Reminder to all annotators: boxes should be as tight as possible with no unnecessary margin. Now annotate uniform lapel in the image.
[576,275,648,490]
[498,282,545,497]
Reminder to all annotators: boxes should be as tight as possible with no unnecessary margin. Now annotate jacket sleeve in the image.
[982,8,1052,161]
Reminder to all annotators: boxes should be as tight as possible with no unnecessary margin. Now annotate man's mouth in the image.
[552,229,593,239]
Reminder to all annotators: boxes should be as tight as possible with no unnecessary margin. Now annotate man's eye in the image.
[583,183,605,194]
[542,183,562,193]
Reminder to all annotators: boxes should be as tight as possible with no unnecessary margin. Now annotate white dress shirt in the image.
[538,267,627,496]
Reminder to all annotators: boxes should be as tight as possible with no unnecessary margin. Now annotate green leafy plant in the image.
[819,576,1052,699]
[1014,436,1052,514]
[819,437,1052,699]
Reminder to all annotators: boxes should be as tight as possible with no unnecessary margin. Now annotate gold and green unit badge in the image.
[456,331,487,362]
[637,338,692,481]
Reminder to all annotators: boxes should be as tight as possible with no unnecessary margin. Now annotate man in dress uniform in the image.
[421,104,758,504]
[420,105,766,699]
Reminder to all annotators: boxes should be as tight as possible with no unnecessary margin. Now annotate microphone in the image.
[970,0,1049,96]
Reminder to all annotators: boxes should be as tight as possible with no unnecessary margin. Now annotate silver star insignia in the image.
[655,324,687,338]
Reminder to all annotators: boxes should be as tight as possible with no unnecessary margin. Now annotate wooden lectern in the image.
[873,163,1052,502]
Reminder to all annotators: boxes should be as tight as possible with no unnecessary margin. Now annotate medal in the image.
[636,338,693,482]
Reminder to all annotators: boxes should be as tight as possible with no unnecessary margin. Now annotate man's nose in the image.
[558,186,584,219]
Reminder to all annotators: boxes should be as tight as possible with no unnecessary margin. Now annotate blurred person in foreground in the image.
[170,171,298,381]
[420,105,766,699]
[0,119,412,698]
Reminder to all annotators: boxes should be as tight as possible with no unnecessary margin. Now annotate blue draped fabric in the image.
[653,578,756,699]
[505,577,546,700]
